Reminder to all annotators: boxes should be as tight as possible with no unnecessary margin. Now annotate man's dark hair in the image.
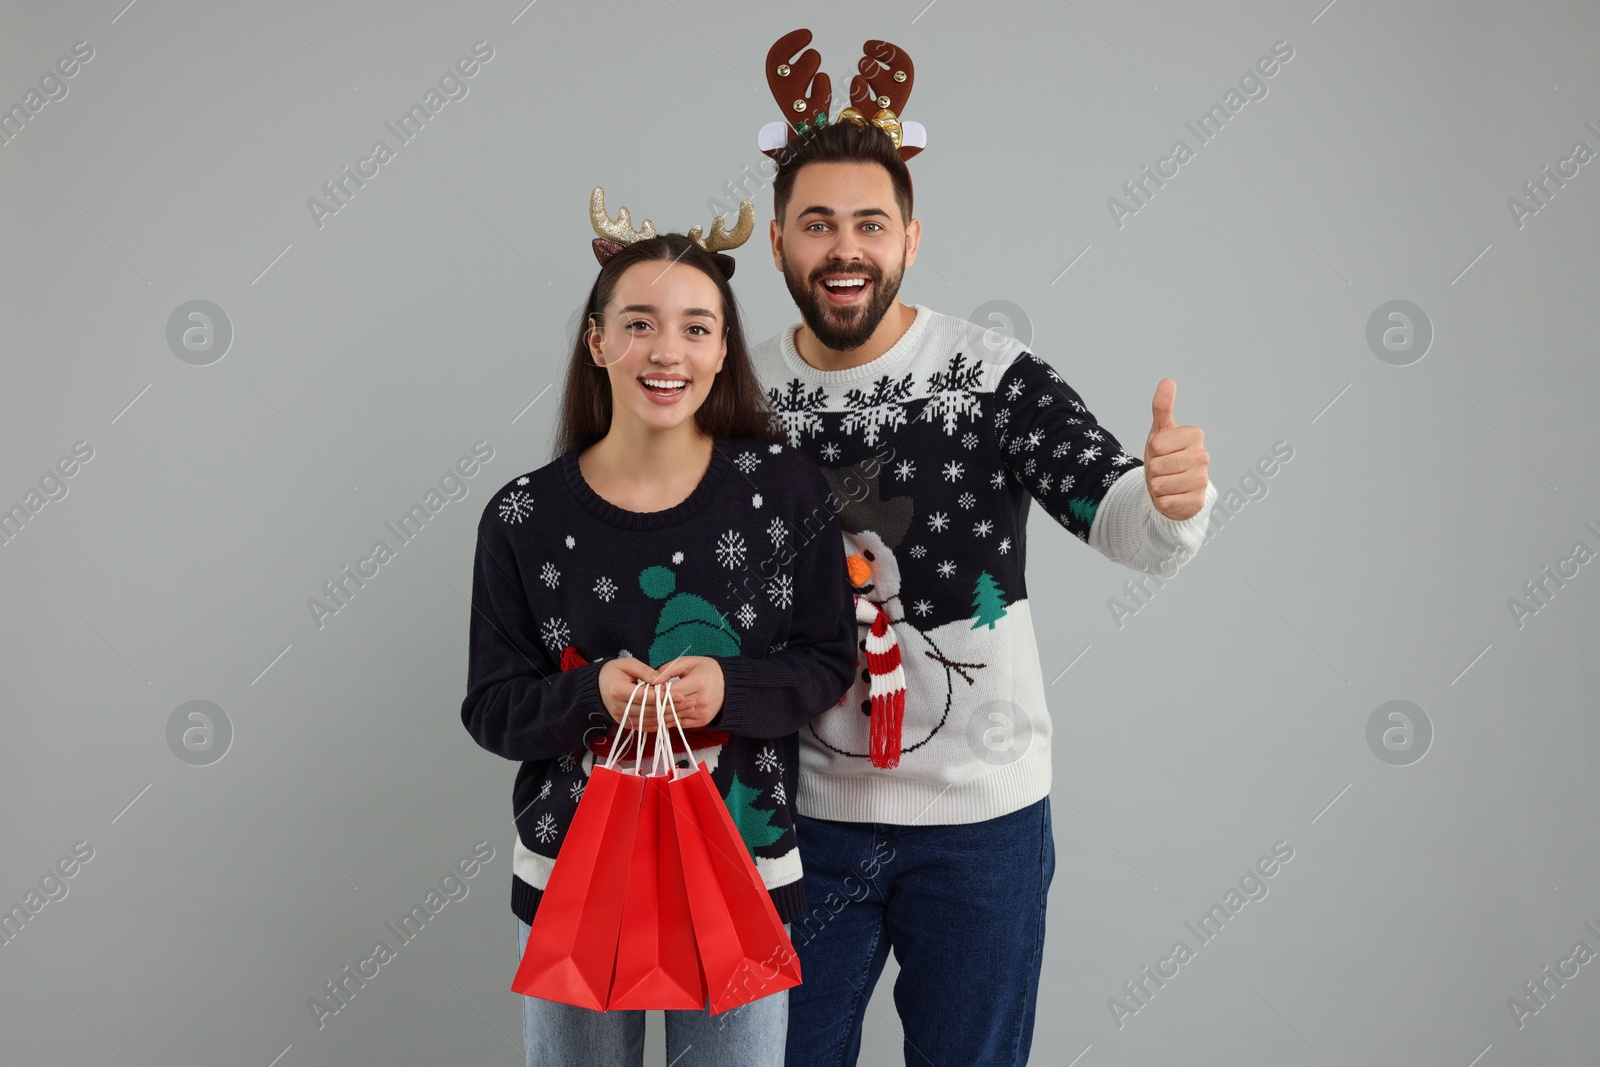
[772,120,914,227]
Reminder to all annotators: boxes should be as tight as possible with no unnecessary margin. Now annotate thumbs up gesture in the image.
[1143,378,1209,521]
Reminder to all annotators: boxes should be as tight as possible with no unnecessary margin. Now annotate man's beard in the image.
[782,252,904,352]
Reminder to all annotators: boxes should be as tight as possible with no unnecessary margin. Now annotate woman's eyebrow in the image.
[615,304,718,320]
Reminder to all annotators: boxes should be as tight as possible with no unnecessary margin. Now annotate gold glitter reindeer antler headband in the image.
[756,29,927,162]
[588,187,755,279]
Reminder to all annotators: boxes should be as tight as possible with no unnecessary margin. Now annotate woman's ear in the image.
[715,327,728,374]
[585,314,606,366]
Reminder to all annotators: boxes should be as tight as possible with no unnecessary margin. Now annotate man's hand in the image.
[1144,378,1210,521]
[648,656,724,730]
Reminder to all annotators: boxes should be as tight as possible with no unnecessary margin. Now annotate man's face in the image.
[770,161,920,351]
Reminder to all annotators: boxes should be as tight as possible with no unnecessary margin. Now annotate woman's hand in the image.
[649,656,724,730]
[598,658,656,727]
[598,656,724,732]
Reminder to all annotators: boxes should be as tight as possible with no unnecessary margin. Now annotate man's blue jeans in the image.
[783,797,1055,1067]
[516,915,788,1066]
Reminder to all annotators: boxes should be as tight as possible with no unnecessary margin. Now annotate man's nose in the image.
[828,226,864,261]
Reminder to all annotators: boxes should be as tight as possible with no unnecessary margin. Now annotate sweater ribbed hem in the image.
[511,871,544,927]
[511,872,809,927]
[794,743,1053,826]
[765,878,807,924]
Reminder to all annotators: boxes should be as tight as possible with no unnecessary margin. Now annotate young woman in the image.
[460,193,857,1067]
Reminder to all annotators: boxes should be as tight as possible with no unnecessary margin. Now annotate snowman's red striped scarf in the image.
[856,596,907,768]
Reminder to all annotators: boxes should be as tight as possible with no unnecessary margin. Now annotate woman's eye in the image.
[624,320,651,331]
[686,324,710,336]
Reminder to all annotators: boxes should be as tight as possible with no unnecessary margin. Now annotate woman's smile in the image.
[639,374,690,404]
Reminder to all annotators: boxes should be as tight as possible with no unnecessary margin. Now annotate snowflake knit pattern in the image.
[750,304,1215,826]
[460,435,857,927]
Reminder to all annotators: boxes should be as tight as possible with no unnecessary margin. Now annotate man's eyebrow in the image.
[795,205,891,219]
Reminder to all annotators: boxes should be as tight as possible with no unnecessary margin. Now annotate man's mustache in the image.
[809,262,882,286]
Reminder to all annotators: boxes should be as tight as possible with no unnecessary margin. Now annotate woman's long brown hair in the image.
[553,233,783,457]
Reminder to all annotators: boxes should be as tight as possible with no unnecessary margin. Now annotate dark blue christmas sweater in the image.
[460,434,858,926]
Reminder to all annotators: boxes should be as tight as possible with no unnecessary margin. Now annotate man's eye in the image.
[861,223,883,232]
[806,223,827,232]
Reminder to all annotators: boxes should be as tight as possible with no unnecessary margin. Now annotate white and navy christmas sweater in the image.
[750,304,1218,826]
[460,436,857,927]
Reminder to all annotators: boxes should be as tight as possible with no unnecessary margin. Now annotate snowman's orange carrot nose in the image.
[846,554,872,588]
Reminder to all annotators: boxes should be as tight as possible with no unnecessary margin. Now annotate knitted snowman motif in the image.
[804,463,993,768]
[639,562,783,854]
[573,563,739,766]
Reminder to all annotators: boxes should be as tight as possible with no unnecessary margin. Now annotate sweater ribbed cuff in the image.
[556,661,608,749]
[1149,479,1217,554]
[712,656,763,734]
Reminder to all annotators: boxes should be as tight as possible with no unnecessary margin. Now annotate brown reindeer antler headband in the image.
[757,29,926,161]
[588,186,756,279]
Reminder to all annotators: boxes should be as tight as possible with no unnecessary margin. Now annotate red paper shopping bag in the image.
[659,686,802,1014]
[609,682,707,1009]
[511,764,644,1007]
[608,775,708,1008]
[511,683,651,1009]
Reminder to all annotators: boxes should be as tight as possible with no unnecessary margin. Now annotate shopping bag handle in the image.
[653,678,696,780]
[650,682,671,779]
[603,678,650,772]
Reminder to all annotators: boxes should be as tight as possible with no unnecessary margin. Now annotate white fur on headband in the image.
[757,119,926,153]
[758,121,789,152]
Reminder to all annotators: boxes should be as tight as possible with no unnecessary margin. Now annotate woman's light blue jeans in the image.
[516,915,788,1066]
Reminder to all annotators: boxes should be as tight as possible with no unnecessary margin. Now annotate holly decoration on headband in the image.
[792,110,830,137]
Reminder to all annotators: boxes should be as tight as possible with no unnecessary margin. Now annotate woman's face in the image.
[587,260,728,436]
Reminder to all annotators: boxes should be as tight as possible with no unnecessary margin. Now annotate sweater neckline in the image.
[560,438,732,530]
[777,304,933,385]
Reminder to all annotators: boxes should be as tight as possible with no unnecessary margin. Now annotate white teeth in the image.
[643,378,686,390]
[823,278,866,289]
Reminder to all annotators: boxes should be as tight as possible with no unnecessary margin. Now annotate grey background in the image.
[3,0,1598,1064]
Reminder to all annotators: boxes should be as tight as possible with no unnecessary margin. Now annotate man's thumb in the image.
[1150,378,1177,434]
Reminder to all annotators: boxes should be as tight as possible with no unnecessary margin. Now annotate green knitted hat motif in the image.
[638,564,740,667]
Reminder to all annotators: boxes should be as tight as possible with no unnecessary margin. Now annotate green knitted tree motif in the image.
[1066,496,1098,528]
[638,564,740,667]
[969,570,1009,630]
[723,771,784,855]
